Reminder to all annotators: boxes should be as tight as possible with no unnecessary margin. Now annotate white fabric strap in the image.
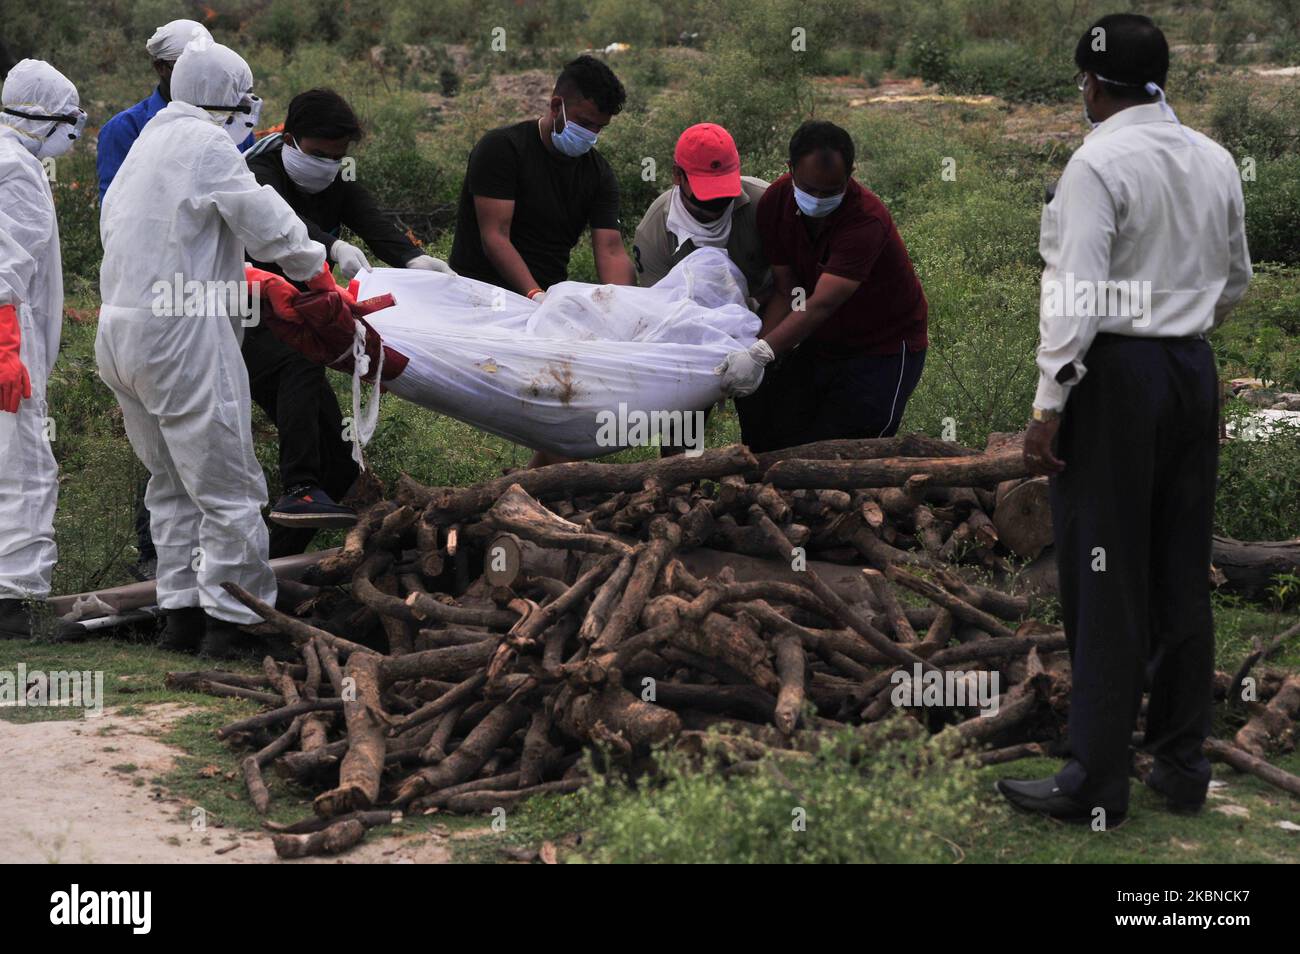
[348,322,384,469]
[664,186,733,254]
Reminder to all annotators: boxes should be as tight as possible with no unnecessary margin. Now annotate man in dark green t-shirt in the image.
[448,55,636,302]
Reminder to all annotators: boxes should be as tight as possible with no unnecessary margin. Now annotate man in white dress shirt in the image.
[999,13,1251,823]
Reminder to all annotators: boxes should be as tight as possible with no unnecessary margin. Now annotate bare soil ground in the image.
[0,703,474,863]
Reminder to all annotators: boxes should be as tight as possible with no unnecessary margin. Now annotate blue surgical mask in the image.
[792,181,844,218]
[551,100,598,157]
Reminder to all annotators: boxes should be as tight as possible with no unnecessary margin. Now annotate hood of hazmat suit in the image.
[145,18,212,61]
[169,36,261,144]
[0,59,76,598]
[0,58,85,161]
[95,38,326,625]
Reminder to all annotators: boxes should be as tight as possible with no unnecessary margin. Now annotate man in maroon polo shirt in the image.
[716,120,928,452]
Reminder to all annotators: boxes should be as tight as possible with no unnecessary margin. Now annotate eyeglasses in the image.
[1073,70,1088,91]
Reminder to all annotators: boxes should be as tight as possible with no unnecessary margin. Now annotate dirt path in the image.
[0,704,465,863]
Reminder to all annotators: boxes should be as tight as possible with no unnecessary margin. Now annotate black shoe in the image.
[158,607,206,653]
[996,776,1124,825]
[269,485,357,529]
[1146,774,1206,815]
[0,598,34,639]
[200,616,254,660]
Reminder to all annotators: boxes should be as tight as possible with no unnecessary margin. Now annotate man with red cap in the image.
[633,123,770,296]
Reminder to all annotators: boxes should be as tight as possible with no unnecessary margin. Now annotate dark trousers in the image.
[735,343,925,453]
[134,477,156,564]
[242,324,360,557]
[1050,334,1218,814]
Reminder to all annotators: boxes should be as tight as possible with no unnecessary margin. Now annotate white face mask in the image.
[2,105,86,159]
[196,92,261,143]
[282,139,342,194]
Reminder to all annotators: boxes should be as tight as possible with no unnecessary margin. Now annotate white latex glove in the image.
[714,339,774,398]
[407,254,456,275]
[331,239,371,281]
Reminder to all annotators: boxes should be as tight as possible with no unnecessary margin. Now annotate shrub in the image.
[1216,411,1300,540]
[939,41,1074,104]
[906,35,956,86]
[1213,263,1300,393]
[1243,156,1300,265]
[1210,82,1298,161]
[564,722,983,864]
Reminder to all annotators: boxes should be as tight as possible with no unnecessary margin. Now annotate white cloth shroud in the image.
[353,247,760,457]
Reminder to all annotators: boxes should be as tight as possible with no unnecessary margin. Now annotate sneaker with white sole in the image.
[269,485,357,529]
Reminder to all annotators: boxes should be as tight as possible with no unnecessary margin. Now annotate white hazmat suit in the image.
[97,39,326,623]
[0,60,81,601]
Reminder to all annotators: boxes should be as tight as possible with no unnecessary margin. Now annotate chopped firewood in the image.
[170,431,1297,856]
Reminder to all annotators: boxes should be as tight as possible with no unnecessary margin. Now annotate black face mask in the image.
[684,192,734,215]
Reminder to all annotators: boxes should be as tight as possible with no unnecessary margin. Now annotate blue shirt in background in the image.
[96,86,256,201]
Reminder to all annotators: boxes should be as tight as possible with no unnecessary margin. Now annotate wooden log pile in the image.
[166,434,1300,857]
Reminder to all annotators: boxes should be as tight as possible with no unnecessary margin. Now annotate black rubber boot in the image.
[158,607,206,653]
[200,615,251,660]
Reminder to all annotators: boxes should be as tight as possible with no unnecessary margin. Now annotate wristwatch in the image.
[1031,406,1060,423]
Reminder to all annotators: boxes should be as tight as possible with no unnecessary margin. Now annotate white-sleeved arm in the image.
[1214,170,1251,326]
[0,166,53,308]
[202,141,326,282]
[1034,159,1117,411]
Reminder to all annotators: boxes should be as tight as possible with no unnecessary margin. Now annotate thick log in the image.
[992,476,1052,559]
[592,518,680,652]
[578,550,638,642]
[395,701,528,803]
[1211,536,1300,598]
[403,589,518,629]
[399,444,758,520]
[314,652,386,817]
[272,818,367,859]
[1204,737,1300,798]
[485,483,632,555]
[519,706,554,788]
[766,443,1027,491]
[1234,674,1300,758]
[379,639,499,685]
[554,683,681,750]
[754,433,976,474]
[773,634,806,735]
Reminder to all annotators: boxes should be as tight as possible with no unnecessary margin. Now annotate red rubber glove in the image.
[0,303,32,413]
[245,266,303,322]
[306,263,358,305]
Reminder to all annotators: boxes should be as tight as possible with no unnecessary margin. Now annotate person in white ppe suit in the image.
[0,60,84,639]
[97,38,326,657]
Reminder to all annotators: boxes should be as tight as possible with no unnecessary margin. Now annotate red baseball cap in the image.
[674,123,742,201]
